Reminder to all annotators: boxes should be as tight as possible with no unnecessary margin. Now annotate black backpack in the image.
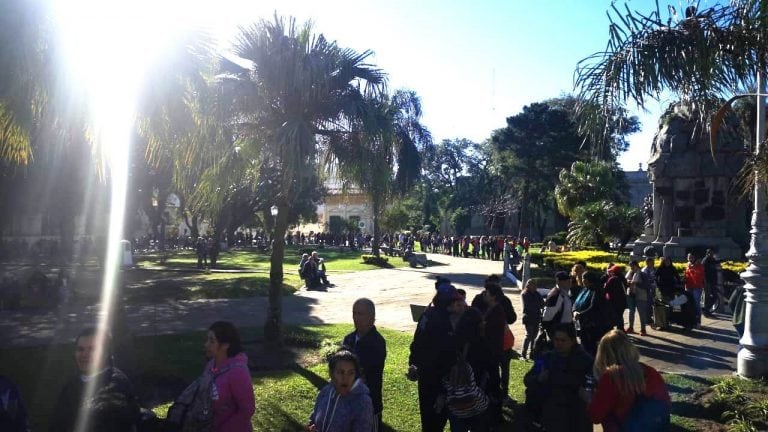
[164,364,239,432]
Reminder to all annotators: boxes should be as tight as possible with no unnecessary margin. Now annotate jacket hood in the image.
[348,378,369,396]
[210,352,249,371]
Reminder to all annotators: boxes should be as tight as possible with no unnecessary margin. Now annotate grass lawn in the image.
[135,246,411,272]
[122,270,300,304]
[1,323,750,431]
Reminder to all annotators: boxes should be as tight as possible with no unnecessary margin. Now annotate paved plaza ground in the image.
[0,252,739,376]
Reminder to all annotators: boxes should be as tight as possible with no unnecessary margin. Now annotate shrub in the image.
[319,338,341,361]
[543,231,568,246]
[361,255,390,267]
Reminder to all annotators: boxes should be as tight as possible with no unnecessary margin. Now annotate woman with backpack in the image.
[204,321,255,432]
[307,350,373,432]
[586,330,670,432]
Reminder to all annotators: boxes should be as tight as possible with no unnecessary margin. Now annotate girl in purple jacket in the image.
[204,321,256,432]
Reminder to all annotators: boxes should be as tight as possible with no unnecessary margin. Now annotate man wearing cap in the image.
[541,271,573,335]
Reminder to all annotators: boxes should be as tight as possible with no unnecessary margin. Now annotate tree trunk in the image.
[58,212,76,263]
[190,215,199,239]
[517,181,529,239]
[264,203,288,346]
[226,224,237,248]
[371,195,381,257]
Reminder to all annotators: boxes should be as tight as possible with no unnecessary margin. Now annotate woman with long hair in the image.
[204,321,256,431]
[587,330,670,431]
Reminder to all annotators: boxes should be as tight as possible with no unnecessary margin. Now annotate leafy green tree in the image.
[567,200,642,255]
[380,204,410,233]
[554,160,624,219]
[217,16,386,344]
[490,100,584,238]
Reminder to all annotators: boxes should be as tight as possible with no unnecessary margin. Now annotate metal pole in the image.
[738,68,768,379]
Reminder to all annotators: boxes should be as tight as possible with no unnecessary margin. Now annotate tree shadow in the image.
[292,365,328,391]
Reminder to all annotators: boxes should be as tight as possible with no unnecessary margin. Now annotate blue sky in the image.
[197,0,709,169]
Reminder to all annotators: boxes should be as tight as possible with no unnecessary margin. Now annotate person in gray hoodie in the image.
[307,350,373,432]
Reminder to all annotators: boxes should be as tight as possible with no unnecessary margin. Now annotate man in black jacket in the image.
[49,328,140,432]
[408,282,460,432]
[343,298,387,432]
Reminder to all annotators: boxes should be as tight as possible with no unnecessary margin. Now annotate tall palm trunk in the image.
[371,195,381,257]
[265,202,288,345]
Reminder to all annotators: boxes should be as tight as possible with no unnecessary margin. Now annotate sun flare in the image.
[51,1,211,430]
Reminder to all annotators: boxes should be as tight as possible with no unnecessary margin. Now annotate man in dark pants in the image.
[701,248,720,315]
[408,282,460,432]
[343,298,387,432]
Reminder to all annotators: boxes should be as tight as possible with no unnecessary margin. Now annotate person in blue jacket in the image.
[307,350,373,432]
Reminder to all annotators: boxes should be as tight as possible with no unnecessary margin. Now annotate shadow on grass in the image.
[252,403,307,432]
[292,365,328,391]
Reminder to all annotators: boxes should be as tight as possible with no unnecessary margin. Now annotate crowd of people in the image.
[406,270,673,432]
[6,248,735,431]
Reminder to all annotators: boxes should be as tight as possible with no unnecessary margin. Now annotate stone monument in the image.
[631,102,748,260]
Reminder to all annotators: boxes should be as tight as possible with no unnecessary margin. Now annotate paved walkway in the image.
[0,253,739,375]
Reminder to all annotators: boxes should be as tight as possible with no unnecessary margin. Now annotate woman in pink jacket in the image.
[205,321,256,431]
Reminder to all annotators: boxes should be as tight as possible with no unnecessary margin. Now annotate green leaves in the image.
[567,200,642,252]
[576,1,768,150]
[555,160,622,219]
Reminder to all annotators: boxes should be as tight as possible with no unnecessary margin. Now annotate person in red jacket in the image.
[586,330,670,432]
[684,253,705,328]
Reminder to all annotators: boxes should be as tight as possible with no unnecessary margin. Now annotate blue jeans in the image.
[627,297,649,330]
[690,288,703,325]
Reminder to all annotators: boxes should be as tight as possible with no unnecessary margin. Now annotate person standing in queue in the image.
[408,281,462,432]
[342,298,386,432]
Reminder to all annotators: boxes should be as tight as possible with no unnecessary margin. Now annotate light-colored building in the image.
[304,179,373,234]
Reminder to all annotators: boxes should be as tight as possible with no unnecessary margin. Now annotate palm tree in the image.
[328,89,430,257]
[554,160,621,219]
[575,1,763,143]
[574,0,767,378]
[217,16,386,344]
[567,200,642,255]
[137,31,233,250]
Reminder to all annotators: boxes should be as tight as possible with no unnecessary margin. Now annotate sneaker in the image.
[640,330,648,336]
[625,328,635,334]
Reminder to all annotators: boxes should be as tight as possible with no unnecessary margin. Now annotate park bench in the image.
[381,246,403,257]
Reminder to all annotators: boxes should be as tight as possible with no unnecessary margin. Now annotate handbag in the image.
[503,325,515,351]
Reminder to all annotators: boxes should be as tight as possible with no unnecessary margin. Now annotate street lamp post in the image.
[739,69,768,379]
